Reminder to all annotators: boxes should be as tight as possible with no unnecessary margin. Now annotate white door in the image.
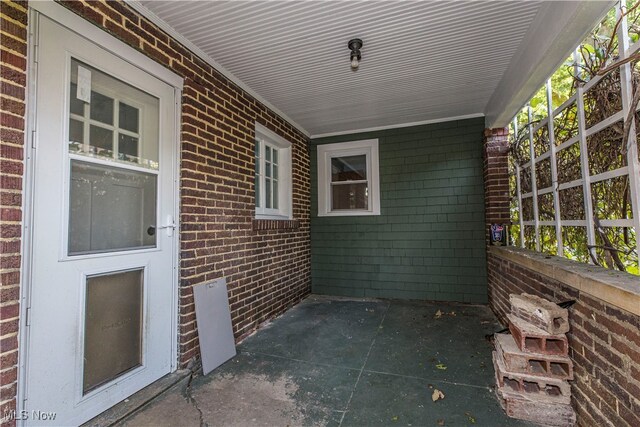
[23,15,178,426]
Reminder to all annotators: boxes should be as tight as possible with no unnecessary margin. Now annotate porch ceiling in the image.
[133,1,613,137]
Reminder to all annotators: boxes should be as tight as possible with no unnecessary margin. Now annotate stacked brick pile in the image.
[493,294,576,426]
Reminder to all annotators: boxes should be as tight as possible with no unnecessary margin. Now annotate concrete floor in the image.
[118,295,535,426]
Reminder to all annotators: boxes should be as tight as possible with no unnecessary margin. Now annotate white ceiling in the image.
[133,1,612,137]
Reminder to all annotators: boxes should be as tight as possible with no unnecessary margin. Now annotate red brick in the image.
[0,68,26,94]
[0,1,27,24]
[0,366,17,386]
[105,19,140,48]
[0,96,24,116]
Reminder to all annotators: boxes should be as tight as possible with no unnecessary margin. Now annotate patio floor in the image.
[118,295,535,426]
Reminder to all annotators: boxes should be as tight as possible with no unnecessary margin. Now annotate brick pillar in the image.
[483,127,510,244]
[1,1,28,424]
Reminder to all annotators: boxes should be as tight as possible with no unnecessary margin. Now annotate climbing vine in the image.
[509,1,640,275]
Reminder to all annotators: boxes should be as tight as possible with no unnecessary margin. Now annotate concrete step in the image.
[82,370,191,427]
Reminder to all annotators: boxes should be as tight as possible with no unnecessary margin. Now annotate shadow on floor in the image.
[119,295,536,427]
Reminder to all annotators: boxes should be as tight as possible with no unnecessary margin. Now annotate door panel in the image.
[24,15,178,426]
[83,268,144,394]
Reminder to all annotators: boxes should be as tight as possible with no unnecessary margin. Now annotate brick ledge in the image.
[488,246,640,316]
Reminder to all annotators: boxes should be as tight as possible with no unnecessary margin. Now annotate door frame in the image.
[18,2,183,422]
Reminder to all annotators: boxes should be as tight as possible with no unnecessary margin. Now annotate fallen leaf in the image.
[391,416,399,422]
[436,363,447,370]
[449,311,456,316]
[432,389,445,402]
[437,420,445,426]
[465,412,476,424]
[434,310,443,319]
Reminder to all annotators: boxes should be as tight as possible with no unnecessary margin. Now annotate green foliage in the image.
[508,1,640,275]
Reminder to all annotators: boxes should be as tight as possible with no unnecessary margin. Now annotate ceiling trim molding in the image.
[484,1,614,128]
[126,0,310,137]
[310,113,485,139]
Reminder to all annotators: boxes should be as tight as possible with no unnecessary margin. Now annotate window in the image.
[254,123,292,219]
[69,59,159,170]
[317,139,380,216]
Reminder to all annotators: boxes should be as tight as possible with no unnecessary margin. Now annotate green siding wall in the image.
[310,117,487,303]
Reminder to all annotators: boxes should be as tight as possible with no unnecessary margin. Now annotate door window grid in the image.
[69,86,149,168]
[68,59,159,170]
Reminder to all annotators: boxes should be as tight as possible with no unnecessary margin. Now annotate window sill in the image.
[488,246,640,316]
[252,218,299,231]
[318,210,380,217]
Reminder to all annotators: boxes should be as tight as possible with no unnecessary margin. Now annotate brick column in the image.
[1,1,28,424]
[483,127,510,244]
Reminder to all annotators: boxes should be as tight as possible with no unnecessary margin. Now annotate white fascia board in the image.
[485,1,615,129]
[126,1,310,137]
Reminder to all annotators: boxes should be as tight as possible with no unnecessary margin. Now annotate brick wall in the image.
[310,118,487,302]
[488,248,640,427]
[0,0,311,421]
[0,0,27,422]
[482,127,509,243]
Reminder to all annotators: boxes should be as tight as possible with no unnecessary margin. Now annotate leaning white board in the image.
[193,278,237,375]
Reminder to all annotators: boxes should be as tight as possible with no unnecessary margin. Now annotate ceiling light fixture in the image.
[348,38,363,70]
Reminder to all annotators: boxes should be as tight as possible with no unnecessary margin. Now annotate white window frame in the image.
[255,123,292,220]
[317,139,380,217]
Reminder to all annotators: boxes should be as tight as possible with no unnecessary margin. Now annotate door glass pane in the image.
[90,91,114,125]
[119,102,139,133]
[69,160,156,255]
[332,183,369,210]
[331,155,367,181]
[89,125,113,155]
[118,133,139,160]
[69,83,84,116]
[69,58,160,170]
[83,269,143,394]
[69,119,84,148]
